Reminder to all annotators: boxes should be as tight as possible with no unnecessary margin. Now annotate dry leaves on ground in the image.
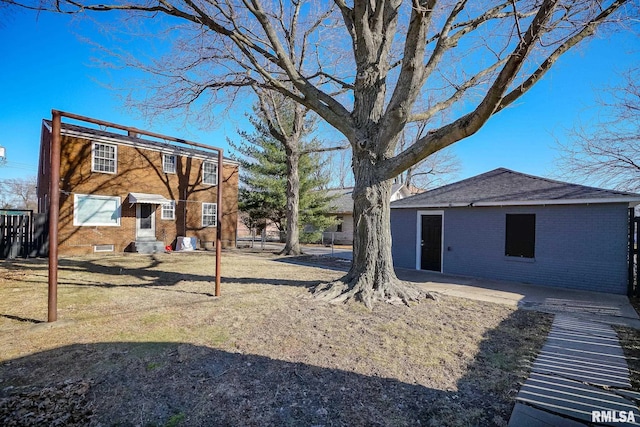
[0,251,552,426]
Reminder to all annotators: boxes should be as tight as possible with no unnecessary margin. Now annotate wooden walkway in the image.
[509,314,640,426]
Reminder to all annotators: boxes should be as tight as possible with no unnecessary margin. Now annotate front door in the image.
[136,204,156,240]
[420,214,442,272]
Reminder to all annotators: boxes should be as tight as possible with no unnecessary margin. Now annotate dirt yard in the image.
[0,250,552,426]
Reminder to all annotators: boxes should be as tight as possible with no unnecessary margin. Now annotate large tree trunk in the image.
[280,150,302,255]
[315,157,435,308]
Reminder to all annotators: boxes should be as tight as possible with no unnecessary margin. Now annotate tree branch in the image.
[333,0,356,47]
[408,57,508,123]
[255,88,288,145]
[380,0,439,148]
[496,0,629,113]
[382,0,562,179]
[301,144,349,155]
[243,0,354,138]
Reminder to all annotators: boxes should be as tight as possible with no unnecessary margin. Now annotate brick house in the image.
[37,117,238,255]
[390,168,640,294]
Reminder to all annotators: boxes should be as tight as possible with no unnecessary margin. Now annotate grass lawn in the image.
[0,251,552,426]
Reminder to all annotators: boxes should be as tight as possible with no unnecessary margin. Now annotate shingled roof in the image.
[325,188,355,214]
[43,119,239,164]
[391,168,640,208]
[327,183,410,214]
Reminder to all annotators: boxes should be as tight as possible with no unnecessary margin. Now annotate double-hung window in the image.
[161,201,176,220]
[73,194,121,226]
[163,154,176,174]
[202,161,218,185]
[92,142,117,173]
[202,203,217,227]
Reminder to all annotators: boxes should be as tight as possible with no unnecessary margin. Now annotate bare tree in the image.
[326,148,354,189]
[556,68,640,192]
[0,0,17,27]
[0,176,38,210]
[397,123,461,190]
[8,0,634,306]
[402,150,460,190]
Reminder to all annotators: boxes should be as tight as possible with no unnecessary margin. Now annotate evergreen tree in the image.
[231,105,335,245]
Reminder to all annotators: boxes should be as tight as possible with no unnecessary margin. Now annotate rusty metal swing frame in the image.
[48,110,224,322]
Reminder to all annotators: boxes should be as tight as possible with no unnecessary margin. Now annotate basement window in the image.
[94,244,115,253]
[505,214,535,258]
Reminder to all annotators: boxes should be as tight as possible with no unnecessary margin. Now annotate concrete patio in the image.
[395,267,640,328]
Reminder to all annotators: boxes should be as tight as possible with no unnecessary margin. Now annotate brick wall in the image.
[40,127,238,255]
[390,209,418,269]
[391,204,630,294]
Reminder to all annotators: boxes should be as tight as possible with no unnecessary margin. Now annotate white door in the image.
[136,204,156,240]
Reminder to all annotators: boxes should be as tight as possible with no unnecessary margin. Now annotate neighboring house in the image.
[236,213,281,241]
[325,183,413,245]
[37,117,239,255]
[390,168,640,294]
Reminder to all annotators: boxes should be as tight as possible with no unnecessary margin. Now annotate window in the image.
[92,142,117,173]
[163,154,176,174]
[202,203,217,227]
[505,214,535,258]
[73,194,120,226]
[161,201,175,220]
[202,161,218,185]
[336,216,343,233]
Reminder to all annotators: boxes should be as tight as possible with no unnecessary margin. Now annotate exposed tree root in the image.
[278,247,302,256]
[314,272,438,309]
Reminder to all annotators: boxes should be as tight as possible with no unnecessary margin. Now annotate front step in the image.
[134,240,165,254]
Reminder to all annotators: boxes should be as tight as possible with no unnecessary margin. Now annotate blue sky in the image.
[0,8,637,186]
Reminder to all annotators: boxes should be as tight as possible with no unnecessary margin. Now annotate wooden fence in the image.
[0,211,48,259]
[629,209,639,297]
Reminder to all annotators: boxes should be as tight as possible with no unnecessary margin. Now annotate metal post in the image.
[331,232,335,257]
[44,110,226,304]
[215,150,223,297]
[48,111,61,322]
